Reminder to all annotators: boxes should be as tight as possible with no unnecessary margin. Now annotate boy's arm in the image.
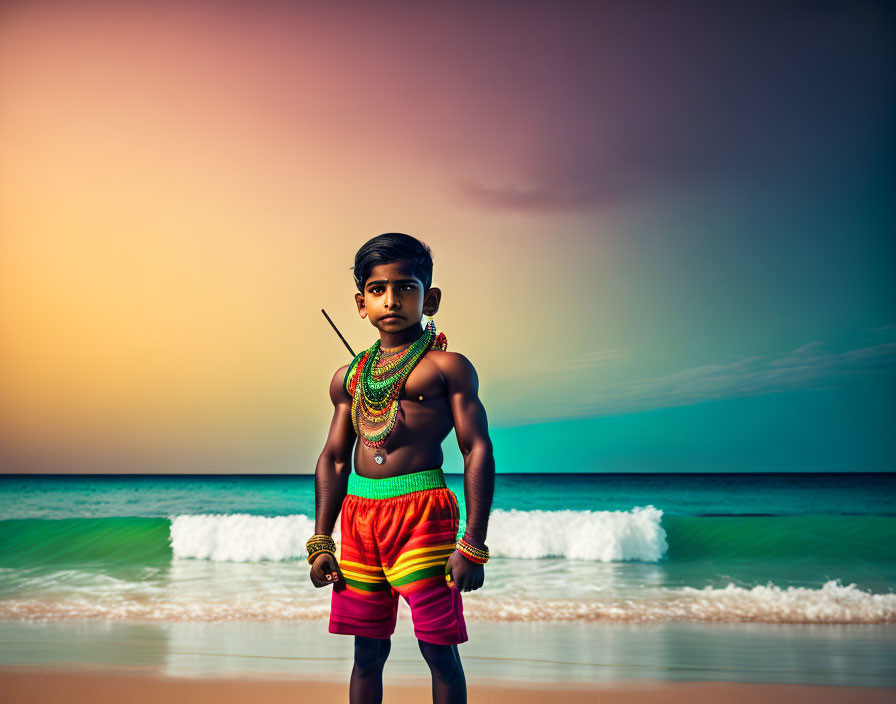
[443,353,495,547]
[313,365,356,536]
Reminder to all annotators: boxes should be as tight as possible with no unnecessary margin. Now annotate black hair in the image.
[352,233,434,293]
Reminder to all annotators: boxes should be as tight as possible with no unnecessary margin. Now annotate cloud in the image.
[587,339,896,414]
[451,4,891,214]
[456,175,630,214]
[863,324,896,334]
[496,337,896,425]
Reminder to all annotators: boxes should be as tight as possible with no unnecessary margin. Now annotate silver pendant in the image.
[374,448,386,464]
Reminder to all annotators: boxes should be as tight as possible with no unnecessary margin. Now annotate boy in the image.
[307,232,495,704]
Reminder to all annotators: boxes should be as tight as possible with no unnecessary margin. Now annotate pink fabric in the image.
[328,486,468,645]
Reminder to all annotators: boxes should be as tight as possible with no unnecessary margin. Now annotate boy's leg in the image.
[350,635,392,704]
[418,640,466,704]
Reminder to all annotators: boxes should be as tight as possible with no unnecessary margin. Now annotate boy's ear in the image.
[355,292,367,319]
[423,287,441,317]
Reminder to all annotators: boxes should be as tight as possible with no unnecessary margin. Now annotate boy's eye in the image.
[369,284,415,293]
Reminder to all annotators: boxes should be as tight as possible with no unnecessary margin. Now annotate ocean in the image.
[1,471,895,685]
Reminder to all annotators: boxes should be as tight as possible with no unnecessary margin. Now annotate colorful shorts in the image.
[329,467,468,645]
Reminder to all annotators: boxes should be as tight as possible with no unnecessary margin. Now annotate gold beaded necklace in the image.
[344,319,447,464]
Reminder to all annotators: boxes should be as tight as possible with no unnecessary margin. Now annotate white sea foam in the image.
[464,580,896,624]
[484,505,667,561]
[2,580,892,624]
[168,506,667,563]
[169,513,326,561]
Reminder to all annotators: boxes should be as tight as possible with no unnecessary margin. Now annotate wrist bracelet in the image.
[306,534,337,565]
[461,533,487,551]
[456,536,489,564]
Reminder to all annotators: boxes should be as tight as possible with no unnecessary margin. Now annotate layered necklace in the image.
[344,318,447,464]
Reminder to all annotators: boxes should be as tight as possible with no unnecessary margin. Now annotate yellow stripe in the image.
[341,569,388,583]
[390,543,456,566]
[341,545,456,581]
[385,557,453,581]
[339,559,387,574]
[390,546,455,573]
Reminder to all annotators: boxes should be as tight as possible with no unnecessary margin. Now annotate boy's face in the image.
[355,259,441,335]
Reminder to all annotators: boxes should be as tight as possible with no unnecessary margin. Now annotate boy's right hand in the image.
[310,551,345,590]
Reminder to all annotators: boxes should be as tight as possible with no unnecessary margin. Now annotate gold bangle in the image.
[457,537,489,556]
[306,534,337,565]
[307,548,336,565]
[456,538,489,564]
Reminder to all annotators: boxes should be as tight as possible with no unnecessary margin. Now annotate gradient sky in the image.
[1,0,893,474]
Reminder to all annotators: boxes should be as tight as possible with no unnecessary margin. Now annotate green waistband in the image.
[347,467,447,499]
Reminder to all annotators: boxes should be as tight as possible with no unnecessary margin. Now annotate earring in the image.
[429,318,447,351]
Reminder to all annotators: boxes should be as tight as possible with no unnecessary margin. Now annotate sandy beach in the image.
[3,475,894,697]
[2,665,895,703]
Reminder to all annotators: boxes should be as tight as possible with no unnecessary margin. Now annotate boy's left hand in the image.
[445,550,485,592]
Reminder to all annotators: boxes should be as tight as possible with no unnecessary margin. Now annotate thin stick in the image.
[321,308,355,357]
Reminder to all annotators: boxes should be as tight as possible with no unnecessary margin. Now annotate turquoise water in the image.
[1,471,894,685]
[4,471,894,518]
[1,472,894,623]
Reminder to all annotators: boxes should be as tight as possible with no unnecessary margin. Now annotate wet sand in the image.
[1,665,894,703]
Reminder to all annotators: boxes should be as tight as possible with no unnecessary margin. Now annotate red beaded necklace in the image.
[343,319,447,464]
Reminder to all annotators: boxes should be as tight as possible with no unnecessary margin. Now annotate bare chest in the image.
[395,356,446,404]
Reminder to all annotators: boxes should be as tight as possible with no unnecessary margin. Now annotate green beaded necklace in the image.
[344,319,447,464]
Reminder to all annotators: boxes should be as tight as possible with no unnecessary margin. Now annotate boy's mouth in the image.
[380,315,403,323]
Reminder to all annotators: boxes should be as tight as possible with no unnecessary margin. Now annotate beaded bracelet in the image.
[456,536,489,565]
[306,534,337,565]
[461,533,487,551]
[457,540,489,559]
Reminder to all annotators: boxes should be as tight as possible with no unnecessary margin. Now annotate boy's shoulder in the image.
[425,349,472,365]
[329,363,352,404]
[425,350,479,388]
